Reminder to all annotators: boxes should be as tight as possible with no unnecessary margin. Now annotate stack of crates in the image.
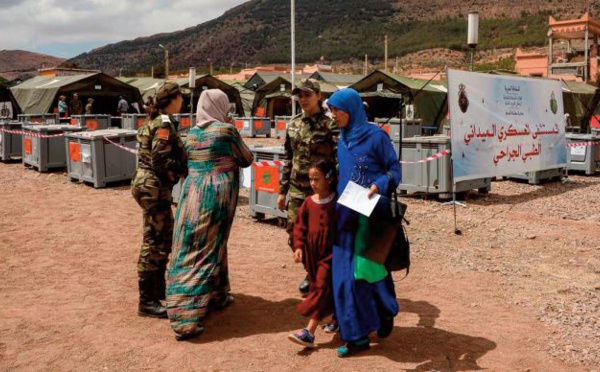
[121,114,148,130]
[65,129,138,188]
[399,135,492,198]
[172,113,196,135]
[375,118,422,139]
[70,115,111,131]
[274,116,292,138]
[249,146,286,221]
[234,117,271,137]
[0,120,22,161]
[22,124,84,172]
[375,118,423,158]
[17,114,59,124]
[565,133,600,175]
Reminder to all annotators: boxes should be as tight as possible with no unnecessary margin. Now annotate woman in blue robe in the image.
[327,88,402,357]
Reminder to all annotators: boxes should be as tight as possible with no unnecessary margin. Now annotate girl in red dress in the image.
[287,160,337,348]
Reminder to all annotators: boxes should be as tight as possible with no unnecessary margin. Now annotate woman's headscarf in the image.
[196,89,229,128]
[327,88,370,146]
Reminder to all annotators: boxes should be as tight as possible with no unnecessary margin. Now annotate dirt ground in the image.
[1,134,599,371]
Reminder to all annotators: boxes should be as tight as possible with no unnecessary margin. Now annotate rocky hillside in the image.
[0,50,65,82]
[67,0,597,76]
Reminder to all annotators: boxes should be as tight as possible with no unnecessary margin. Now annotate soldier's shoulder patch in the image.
[157,128,170,141]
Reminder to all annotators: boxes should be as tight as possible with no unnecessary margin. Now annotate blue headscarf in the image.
[327,88,370,147]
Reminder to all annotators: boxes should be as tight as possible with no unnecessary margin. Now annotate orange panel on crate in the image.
[137,118,145,128]
[254,166,279,194]
[276,121,286,130]
[24,138,32,154]
[70,118,78,126]
[69,142,81,162]
[180,117,191,128]
[86,119,98,130]
[591,115,600,129]
[382,124,389,134]
[30,119,42,123]
[235,120,243,129]
[255,107,265,116]
[254,120,263,130]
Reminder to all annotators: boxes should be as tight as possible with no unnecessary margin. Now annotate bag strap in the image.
[392,189,410,226]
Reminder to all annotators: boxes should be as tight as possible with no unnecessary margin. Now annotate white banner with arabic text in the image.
[447,70,567,182]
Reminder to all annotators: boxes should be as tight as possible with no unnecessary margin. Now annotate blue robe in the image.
[333,123,402,342]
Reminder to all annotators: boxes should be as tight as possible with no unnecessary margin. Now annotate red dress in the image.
[293,194,336,320]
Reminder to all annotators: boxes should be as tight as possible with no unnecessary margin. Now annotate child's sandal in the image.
[287,328,316,348]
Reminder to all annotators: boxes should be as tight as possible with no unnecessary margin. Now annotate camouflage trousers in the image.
[285,196,306,250]
[132,183,173,274]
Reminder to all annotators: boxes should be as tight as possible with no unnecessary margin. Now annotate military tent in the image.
[349,70,448,130]
[251,76,338,118]
[309,72,363,89]
[118,77,164,100]
[11,73,142,115]
[0,84,21,119]
[175,75,245,117]
[560,80,600,131]
[120,75,245,117]
[244,72,315,91]
[224,81,255,117]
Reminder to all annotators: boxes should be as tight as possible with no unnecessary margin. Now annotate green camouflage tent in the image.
[12,73,142,115]
[349,70,448,130]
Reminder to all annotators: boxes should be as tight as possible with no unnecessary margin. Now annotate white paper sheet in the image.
[241,166,251,188]
[337,181,380,217]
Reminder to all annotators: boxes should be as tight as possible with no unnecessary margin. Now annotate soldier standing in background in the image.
[131,82,187,318]
[69,93,82,116]
[277,78,338,295]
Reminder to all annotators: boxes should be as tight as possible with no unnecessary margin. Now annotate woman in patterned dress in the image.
[166,89,253,341]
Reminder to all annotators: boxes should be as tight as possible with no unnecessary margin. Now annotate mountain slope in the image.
[0,50,65,81]
[67,0,597,76]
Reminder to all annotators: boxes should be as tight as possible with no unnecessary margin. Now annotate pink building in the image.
[515,12,600,83]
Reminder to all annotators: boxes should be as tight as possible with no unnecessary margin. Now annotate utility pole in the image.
[159,44,169,80]
[291,0,296,116]
[384,34,388,72]
[165,49,169,80]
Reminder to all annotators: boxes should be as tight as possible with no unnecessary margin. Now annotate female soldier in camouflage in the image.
[277,78,338,294]
[131,82,187,318]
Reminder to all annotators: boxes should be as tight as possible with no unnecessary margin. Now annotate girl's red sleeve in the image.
[292,199,309,252]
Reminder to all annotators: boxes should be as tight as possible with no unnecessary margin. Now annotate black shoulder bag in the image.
[386,190,410,275]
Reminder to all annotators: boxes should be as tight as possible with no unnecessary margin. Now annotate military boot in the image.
[138,273,167,318]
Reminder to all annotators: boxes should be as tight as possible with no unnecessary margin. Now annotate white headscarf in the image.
[195,89,229,128]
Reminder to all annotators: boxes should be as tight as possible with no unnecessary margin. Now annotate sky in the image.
[0,0,248,59]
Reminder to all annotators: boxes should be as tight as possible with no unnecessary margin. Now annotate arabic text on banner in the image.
[447,70,567,182]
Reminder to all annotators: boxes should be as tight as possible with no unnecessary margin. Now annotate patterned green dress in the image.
[166,122,253,336]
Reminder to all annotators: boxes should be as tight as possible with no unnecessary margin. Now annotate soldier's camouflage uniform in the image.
[132,114,187,274]
[279,111,338,248]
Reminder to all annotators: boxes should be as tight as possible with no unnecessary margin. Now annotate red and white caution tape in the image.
[399,149,451,164]
[566,141,600,148]
[0,128,67,138]
[102,136,138,155]
[252,160,284,167]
